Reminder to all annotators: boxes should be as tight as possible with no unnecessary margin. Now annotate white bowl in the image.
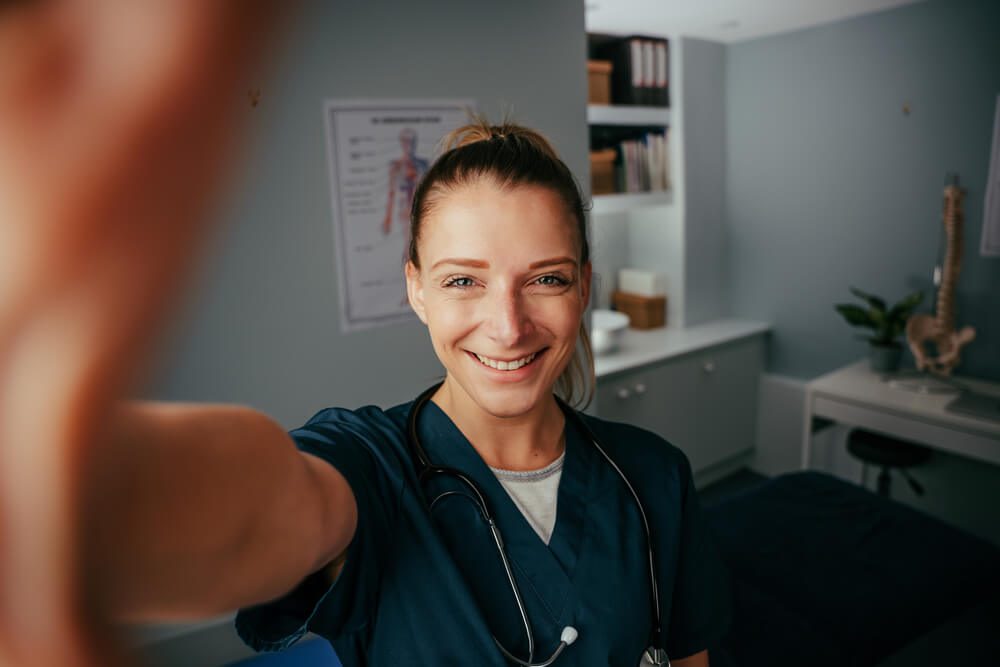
[590,309,630,356]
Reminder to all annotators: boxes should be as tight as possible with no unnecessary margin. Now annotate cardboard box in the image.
[587,60,613,105]
[613,290,667,329]
[590,149,617,196]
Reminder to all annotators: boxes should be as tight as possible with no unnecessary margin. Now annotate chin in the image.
[450,372,552,419]
[473,386,548,419]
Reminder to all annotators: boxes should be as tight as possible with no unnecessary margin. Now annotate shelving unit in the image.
[587,104,671,126]
[585,34,672,205]
[587,105,672,202]
[587,34,674,216]
[584,33,754,479]
[586,34,728,333]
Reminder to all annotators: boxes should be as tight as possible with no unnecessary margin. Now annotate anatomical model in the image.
[906,177,976,375]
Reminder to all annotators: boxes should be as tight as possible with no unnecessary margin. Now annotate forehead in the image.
[419,181,579,267]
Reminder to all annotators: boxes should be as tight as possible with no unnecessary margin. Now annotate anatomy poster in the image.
[324,99,474,332]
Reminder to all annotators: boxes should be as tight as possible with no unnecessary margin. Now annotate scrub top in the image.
[235,397,731,666]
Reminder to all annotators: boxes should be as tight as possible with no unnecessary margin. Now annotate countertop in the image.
[593,318,771,378]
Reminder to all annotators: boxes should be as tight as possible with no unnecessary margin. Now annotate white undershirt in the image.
[489,452,565,545]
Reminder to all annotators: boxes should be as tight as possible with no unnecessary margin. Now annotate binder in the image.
[597,36,642,105]
[628,38,644,105]
[654,40,669,107]
[642,40,655,106]
[597,35,669,107]
[615,132,670,194]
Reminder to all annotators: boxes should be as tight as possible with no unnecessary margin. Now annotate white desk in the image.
[801,360,1000,469]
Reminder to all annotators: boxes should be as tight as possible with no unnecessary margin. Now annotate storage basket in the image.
[587,60,613,105]
[612,290,667,329]
[590,149,617,196]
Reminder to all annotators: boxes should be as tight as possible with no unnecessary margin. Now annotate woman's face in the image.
[406,180,590,419]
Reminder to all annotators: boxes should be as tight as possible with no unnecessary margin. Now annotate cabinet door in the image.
[595,358,699,455]
[690,336,763,471]
[637,357,700,456]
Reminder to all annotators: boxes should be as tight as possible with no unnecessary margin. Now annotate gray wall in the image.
[149,0,589,428]
[726,0,1000,381]
[681,38,729,327]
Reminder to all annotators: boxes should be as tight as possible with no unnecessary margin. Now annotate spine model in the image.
[905,178,976,375]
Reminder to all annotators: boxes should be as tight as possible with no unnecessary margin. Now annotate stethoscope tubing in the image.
[406,382,665,666]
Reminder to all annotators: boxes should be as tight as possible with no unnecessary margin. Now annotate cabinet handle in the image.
[633,383,647,395]
[702,361,716,374]
[617,388,631,400]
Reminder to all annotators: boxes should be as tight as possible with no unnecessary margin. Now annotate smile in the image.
[471,350,543,371]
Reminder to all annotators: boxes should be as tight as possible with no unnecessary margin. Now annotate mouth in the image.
[467,348,547,372]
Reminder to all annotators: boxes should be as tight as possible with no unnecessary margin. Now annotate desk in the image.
[801,360,1000,469]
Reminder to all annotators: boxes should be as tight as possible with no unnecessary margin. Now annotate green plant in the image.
[834,287,924,347]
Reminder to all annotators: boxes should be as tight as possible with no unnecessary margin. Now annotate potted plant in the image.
[834,287,924,372]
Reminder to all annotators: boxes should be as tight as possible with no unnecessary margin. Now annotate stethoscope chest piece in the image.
[645,646,670,665]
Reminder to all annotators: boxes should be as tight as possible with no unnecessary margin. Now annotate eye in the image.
[535,274,570,287]
[443,275,477,289]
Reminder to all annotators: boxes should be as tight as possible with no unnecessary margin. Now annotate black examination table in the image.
[705,471,1000,667]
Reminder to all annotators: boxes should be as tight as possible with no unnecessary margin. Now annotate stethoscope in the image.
[406,383,670,666]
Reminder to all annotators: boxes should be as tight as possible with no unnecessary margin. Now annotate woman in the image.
[1,5,728,663]
[225,121,729,665]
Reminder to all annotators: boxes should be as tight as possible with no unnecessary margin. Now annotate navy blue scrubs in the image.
[236,398,731,665]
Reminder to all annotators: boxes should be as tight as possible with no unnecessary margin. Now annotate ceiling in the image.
[584,0,925,43]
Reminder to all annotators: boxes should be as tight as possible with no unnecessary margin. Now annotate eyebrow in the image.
[430,256,578,271]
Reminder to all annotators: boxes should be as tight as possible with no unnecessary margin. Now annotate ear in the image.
[405,261,428,324]
[580,261,592,308]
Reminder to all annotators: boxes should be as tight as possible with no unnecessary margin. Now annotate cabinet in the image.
[595,335,764,473]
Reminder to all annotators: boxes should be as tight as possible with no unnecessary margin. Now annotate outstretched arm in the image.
[0,2,293,664]
[84,402,357,622]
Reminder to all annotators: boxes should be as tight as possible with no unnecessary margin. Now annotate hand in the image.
[0,2,288,664]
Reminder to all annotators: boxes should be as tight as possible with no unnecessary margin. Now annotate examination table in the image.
[705,471,1000,667]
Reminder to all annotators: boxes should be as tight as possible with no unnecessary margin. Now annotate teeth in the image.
[475,352,537,371]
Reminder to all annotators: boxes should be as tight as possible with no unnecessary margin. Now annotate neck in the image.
[431,377,566,471]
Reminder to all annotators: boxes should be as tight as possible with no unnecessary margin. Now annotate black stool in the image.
[846,429,932,498]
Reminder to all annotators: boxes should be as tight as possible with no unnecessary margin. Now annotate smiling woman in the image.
[230,120,730,666]
[55,117,726,666]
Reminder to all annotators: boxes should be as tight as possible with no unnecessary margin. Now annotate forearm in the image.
[82,402,347,621]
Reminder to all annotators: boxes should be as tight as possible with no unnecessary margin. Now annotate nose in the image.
[485,285,533,348]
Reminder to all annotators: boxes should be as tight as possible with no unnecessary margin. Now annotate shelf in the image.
[587,104,671,126]
[590,190,672,215]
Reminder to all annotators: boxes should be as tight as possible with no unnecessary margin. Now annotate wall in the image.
[680,38,729,327]
[149,0,590,430]
[726,0,1000,381]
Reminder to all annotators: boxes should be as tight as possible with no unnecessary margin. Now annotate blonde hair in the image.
[409,116,594,408]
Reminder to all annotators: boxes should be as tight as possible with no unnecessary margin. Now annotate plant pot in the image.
[869,343,903,373]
